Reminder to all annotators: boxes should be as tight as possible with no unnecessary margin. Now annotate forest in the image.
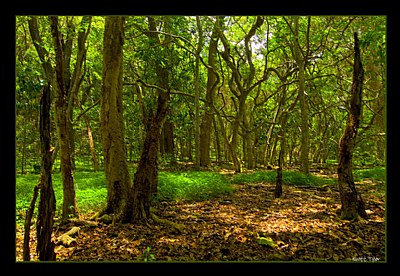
[15,15,386,262]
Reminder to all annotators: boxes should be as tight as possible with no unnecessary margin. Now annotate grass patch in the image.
[16,171,107,224]
[353,167,386,182]
[16,170,234,223]
[157,171,234,202]
[231,170,335,187]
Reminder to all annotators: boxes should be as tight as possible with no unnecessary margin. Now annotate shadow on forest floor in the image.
[16,174,385,262]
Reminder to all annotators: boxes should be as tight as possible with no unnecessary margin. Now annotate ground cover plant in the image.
[16,167,385,262]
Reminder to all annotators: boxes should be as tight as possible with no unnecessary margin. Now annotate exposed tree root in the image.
[150,212,186,233]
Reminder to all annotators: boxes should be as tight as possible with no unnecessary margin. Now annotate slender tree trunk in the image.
[212,116,222,165]
[50,16,78,220]
[193,16,203,170]
[23,181,39,261]
[337,32,367,220]
[274,142,284,199]
[200,17,220,167]
[84,115,99,171]
[36,83,56,261]
[100,16,132,217]
[293,16,310,174]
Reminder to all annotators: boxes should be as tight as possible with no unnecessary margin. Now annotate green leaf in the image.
[257,236,276,248]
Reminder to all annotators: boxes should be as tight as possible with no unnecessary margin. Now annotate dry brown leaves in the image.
[16,178,385,262]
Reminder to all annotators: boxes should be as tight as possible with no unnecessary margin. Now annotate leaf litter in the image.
[16,176,385,262]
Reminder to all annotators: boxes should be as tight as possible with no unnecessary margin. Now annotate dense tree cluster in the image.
[16,16,386,175]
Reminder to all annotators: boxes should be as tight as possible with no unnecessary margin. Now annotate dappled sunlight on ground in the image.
[16,178,385,262]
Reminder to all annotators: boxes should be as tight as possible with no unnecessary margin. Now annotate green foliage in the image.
[257,235,276,248]
[16,171,107,224]
[353,167,385,182]
[231,171,276,184]
[16,170,234,223]
[141,246,156,262]
[157,171,234,202]
[231,170,335,187]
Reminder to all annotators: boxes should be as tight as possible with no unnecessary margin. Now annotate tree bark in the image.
[100,16,132,217]
[274,143,284,199]
[337,32,367,220]
[120,16,171,224]
[200,17,220,167]
[49,16,79,220]
[194,16,202,170]
[292,16,310,174]
[122,90,170,224]
[23,181,40,261]
[36,83,56,261]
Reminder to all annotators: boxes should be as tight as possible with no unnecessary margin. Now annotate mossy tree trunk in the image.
[49,16,80,221]
[200,17,220,167]
[337,32,367,220]
[100,16,132,218]
[292,16,310,174]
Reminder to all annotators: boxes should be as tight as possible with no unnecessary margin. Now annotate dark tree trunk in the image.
[161,119,176,164]
[23,181,40,261]
[122,90,170,224]
[274,145,283,198]
[36,83,57,261]
[337,32,367,220]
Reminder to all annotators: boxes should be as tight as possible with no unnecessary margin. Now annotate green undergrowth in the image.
[157,171,234,202]
[353,167,386,182]
[15,170,234,223]
[231,170,335,186]
[15,167,385,224]
[231,167,386,187]
[16,171,107,224]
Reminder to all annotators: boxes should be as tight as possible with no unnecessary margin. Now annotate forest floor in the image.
[16,171,385,262]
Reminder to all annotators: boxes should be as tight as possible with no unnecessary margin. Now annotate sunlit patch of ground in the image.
[16,179,385,262]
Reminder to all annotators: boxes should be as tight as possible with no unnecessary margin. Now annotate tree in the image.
[121,16,172,224]
[194,16,203,170]
[36,83,56,261]
[200,16,221,167]
[291,16,310,174]
[216,16,269,172]
[28,16,92,220]
[100,16,132,218]
[49,16,80,220]
[337,32,367,220]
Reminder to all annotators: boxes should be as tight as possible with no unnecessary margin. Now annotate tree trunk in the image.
[100,16,132,217]
[337,32,367,220]
[49,16,78,220]
[161,120,176,164]
[212,116,222,165]
[122,90,170,224]
[293,16,310,174]
[36,83,56,261]
[193,16,203,170]
[23,180,40,260]
[200,17,220,167]
[120,16,171,224]
[274,142,284,199]
[83,115,99,171]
